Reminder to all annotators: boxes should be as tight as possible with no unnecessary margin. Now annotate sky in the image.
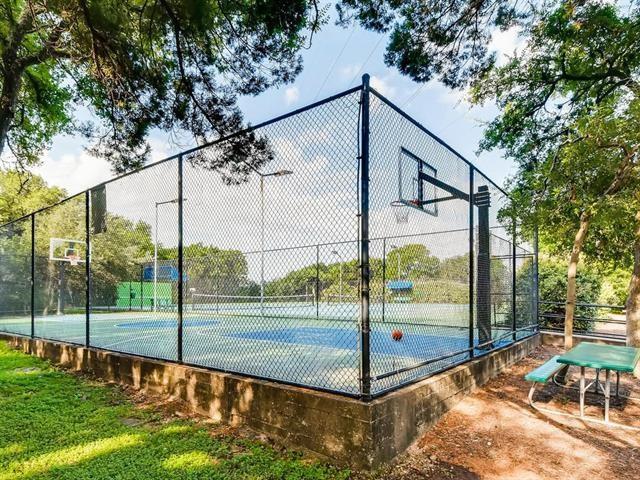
[34,7,522,197]
[26,7,527,284]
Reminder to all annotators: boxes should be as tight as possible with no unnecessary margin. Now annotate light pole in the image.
[406,261,419,279]
[331,250,344,303]
[391,244,400,278]
[154,198,179,312]
[259,170,293,314]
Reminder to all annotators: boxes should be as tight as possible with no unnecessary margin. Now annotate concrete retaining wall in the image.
[1,332,539,469]
[540,331,625,346]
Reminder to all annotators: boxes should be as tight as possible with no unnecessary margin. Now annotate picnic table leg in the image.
[615,371,620,398]
[604,369,611,423]
[594,369,600,393]
[554,364,570,385]
[579,366,585,417]
[528,383,537,407]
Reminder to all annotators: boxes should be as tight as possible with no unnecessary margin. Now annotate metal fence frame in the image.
[538,301,626,341]
[0,75,539,399]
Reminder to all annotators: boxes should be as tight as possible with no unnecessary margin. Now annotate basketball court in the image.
[1,295,521,394]
[0,83,536,397]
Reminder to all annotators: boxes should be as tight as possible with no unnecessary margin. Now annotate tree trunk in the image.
[0,9,34,159]
[626,210,640,348]
[565,211,591,350]
[0,68,23,158]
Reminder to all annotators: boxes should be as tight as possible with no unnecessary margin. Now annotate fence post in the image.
[533,223,539,329]
[512,218,517,341]
[140,264,144,310]
[476,185,492,348]
[85,191,91,347]
[31,214,35,338]
[359,74,371,398]
[316,244,320,319]
[382,237,387,323]
[177,155,184,363]
[468,167,474,357]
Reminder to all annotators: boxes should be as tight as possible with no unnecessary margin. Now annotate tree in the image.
[341,1,640,346]
[499,101,639,346]
[628,206,640,347]
[0,0,321,173]
[164,243,251,297]
[438,254,469,283]
[386,244,439,280]
[90,215,155,307]
[0,182,157,314]
[336,0,524,88]
[32,194,85,314]
[536,257,602,332]
[0,170,64,222]
[599,269,631,307]
[471,4,640,347]
[0,171,64,316]
[266,263,322,298]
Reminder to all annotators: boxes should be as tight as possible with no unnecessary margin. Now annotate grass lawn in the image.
[0,342,350,480]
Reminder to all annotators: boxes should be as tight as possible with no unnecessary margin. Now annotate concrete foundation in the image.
[1,332,539,469]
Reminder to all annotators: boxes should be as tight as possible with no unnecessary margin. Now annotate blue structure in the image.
[143,265,181,282]
[387,280,413,303]
[387,280,413,293]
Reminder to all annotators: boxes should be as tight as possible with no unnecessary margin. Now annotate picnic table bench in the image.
[526,342,640,429]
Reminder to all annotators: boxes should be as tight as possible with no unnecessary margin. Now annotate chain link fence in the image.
[0,77,538,398]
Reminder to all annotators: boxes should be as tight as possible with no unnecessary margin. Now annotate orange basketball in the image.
[391,329,403,341]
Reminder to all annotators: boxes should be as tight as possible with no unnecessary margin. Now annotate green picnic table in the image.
[557,342,640,423]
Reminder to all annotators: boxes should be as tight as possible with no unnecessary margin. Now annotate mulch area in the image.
[372,345,640,480]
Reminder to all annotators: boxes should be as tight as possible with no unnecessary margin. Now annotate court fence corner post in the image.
[512,215,517,342]
[86,190,91,348]
[468,166,474,358]
[533,222,539,331]
[178,155,184,363]
[31,213,35,338]
[359,73,371,399]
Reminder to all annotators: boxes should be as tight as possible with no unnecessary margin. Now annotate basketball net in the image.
[66,254,80,266]
[391,201,409,224]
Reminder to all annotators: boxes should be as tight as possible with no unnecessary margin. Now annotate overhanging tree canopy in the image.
[0,0,321,173]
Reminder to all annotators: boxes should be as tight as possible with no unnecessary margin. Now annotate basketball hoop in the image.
[391,200,409,224]
[66,254,80,266]
[50,238,85,265]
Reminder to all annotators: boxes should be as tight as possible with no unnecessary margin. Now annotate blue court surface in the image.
[230,326,475,357]
[0,302,527,394]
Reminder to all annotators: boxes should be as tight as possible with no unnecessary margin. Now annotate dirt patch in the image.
[377,346,640,480]
[119,417,146,427]
[67,368,260,441]
[13,366,41,373]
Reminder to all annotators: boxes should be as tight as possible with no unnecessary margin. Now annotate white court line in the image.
[99,332,167,350]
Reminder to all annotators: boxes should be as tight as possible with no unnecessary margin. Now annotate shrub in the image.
[598,269,629,307]
[538,258,602,332]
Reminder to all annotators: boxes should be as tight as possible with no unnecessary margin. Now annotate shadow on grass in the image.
[0,342,349,480]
